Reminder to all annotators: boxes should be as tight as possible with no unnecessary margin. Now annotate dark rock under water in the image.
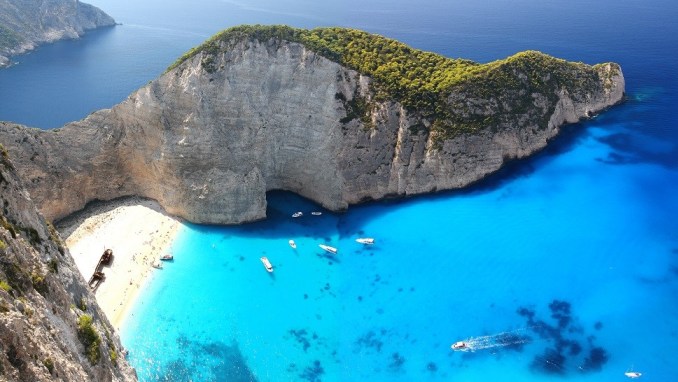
[517,299,609,375]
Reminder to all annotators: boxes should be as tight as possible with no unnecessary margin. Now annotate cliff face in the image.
[0,148,136,381]
[0,35,624,225]
[0,0,115,66]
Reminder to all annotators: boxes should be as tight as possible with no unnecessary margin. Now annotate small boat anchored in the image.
[151,261,163,269]
[292,211,303,218]
[311,211,322,216]
[289,240,297,249]
[356,237,375,245]
[624,364,642,378]
[160,254,174,261]
[319,244,337,254]
[260,256,274,272]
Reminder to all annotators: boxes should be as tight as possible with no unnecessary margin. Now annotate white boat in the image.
[451,341,470,351]
[624,372,642,379]
[289,240,297,249]
[356,237,375,245]
[319,244,337,254]
[260,256,273,272]
[160,254,174,261]
[292,211,303,218]
[151,261,163,269]
[311,211,322,216]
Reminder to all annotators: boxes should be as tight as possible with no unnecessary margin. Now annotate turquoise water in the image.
[1,0,677,380]
[122,107,678,380]
[122,133,678,380]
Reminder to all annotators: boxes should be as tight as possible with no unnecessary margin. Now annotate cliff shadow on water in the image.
[192,190,345,241]
[172,100,644,243]
[591,95,678,170]
[348,117,617,230]
[53,103,625,244]
[190,113,608,242]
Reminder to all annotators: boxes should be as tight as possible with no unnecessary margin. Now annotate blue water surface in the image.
[1,0,677,381]
[124,119,678,381]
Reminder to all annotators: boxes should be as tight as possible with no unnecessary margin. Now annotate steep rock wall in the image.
[0,38,624,224]
[0,148,136,381]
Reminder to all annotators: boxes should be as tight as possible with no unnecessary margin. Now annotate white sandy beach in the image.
[57,197,182,331]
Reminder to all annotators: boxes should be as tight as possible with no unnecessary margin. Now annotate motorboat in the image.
[260,256,274,272]
[319,244,337,254]
[292,212,303,218]
[451,341,469,351]
[151,261,163,269]
[311,211,322,216]
[160,254,174,261]
[289,240,297,249]
[624,372,642,379]
[356,237,375,245]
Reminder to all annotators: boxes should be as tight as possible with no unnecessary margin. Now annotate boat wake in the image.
[452,328,532,352]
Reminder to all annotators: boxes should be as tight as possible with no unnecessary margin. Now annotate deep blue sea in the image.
[2,0,677,381]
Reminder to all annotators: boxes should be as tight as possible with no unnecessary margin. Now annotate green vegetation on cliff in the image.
[77,314,101,364]
[167,25,618,137]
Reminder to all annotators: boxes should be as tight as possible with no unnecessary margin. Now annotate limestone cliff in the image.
[0,26,624,224]
[0,0,115,67]
[0,146,136,381]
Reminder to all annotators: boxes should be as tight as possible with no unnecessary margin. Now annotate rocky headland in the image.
[0,0,115,67]
[0,25,625,225]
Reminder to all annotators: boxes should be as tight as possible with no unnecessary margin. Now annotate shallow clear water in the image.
[1,0,677,381]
